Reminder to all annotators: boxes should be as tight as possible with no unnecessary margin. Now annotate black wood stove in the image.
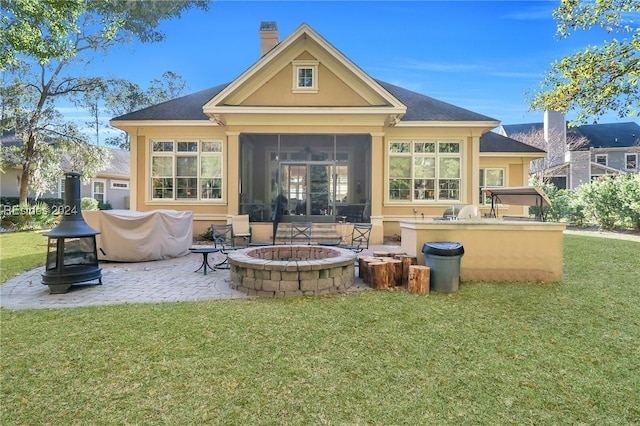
[42,172,102,294]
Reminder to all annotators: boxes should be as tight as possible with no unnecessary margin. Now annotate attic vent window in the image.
[292,60,319,93]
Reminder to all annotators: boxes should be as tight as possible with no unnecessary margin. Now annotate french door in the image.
[280,162,333,222]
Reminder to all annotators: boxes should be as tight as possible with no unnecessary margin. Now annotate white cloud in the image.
[394,59,485,73]
[490,71,544,79]
[501,5,555,21]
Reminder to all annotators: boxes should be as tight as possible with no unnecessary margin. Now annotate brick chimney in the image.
[259,21,279,56]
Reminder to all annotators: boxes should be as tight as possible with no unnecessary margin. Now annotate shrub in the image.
[615,173,640,230]
[1,197,64,211]
[199,227,214,241]
[81,197,99,211]
[0,202,57,231]
[98,201,113,210]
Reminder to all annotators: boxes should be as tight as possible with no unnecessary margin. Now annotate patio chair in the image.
[211,223,246,269]
[339,223,372,253]
[231,214,252,245]
[290,221,312,245]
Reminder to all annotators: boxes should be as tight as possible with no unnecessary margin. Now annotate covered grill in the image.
[42,172,102,294]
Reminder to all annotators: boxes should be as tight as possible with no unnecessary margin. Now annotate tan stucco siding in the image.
[132,126,230,223]
[478,156,535,217]
[242,63,371,107]
[381,127,484,219]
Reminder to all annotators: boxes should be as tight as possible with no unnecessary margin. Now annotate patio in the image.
[0,245,399,310]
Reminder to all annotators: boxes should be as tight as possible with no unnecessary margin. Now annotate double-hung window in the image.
[595,154,607,166]
[92,180,106,204]
[58,178,65,199]
[150,140,223,201]
[388,140,462,202]
[625,153,638,170]
[479,168,505,204]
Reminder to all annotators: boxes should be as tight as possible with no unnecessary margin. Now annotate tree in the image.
[529,0,640,124]
[0,0,209,203]
[73,79,109,146]
[510,127,589,180]
[104,71,190,150]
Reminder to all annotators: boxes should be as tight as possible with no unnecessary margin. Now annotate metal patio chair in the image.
[290,221,312,245]
[339,223,372,253]
[211,223,246,269]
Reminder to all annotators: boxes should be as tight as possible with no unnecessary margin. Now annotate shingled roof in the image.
[113,84,228,121]
[479,131,545,153]
[502,121,640,149]
[575,122,640,149]
[112,80,497,123]
[375,80,497,122]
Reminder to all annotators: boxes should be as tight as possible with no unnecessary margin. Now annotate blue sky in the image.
[63,0,635,139]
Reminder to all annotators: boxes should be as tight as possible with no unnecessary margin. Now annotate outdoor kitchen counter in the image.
[400,219,566,282]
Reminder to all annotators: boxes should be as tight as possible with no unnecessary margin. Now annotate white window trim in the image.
[479,168,505,205]
[594,153,608,166]
[625,153,638,170]
[292,60,319,93]
[148,139,225,203]
[386,139,463,204]
[58,178,65,199]
[110,180,129,190]
[92,178,107,203]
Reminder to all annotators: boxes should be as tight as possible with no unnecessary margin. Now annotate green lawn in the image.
[0,231,48,283]
[1,233,639,425]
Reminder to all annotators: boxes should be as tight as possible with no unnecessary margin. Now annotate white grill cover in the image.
[83,210,193,262]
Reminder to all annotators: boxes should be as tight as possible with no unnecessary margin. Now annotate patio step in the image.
[273,223,343,244]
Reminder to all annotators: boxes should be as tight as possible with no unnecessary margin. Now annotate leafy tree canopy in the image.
[530,0,640,124]
[103,71,190,149]
[0,0,208,202]
[0,0,210,69]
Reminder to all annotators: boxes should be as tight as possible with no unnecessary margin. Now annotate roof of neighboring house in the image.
[112,80,497,123]
[0,129,22,147]
[479,131,545,153]
[2,130,129,178]
[500,122,543,135]
[102,149,130,176]
[501,121,640,149]
[58,148,130,177]
[575,122,640,149]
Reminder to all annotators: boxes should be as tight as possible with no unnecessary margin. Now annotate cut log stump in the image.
[373,251,405,258]
[369,262,390,289]
[408,265,430,295]
[386,259,403,287]
[397,255,417,286]
[358,256,377,283]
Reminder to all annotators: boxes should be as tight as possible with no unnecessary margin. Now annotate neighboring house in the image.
[110,22,545,243]
[501,112,640,190]
[0,130,131,209]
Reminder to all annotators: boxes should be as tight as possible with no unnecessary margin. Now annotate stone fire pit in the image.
[227,245,356,297]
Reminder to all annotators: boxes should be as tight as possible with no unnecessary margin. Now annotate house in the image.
[1,129,131,209]
[110,22,545,244]
[500,111,640,189]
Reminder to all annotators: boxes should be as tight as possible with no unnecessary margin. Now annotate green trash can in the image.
[422,242,464,293]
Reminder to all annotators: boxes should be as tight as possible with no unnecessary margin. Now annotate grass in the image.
[0,231,48,283]
[1,233,639,425]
